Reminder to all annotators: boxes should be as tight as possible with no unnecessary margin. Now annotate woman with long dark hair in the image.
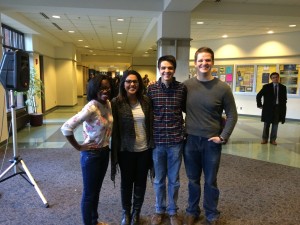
[111,70,153,225]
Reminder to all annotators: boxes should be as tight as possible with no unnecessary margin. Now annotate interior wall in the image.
[190,32,300,120]
[43,56,57,111]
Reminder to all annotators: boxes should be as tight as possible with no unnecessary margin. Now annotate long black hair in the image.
[117,70,144,103]
[87,74,113,101]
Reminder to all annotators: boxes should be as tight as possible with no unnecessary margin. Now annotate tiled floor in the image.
[5,97,300,168]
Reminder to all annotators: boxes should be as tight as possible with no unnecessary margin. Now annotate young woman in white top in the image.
[61,75,113,225]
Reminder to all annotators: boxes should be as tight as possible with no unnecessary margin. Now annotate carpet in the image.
[0,148,299,225]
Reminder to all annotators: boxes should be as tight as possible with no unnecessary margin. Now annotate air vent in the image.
[40,12,49,19]
[52,23,62,30]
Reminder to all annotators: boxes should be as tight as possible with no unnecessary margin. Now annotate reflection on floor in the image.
[4,97,300,168]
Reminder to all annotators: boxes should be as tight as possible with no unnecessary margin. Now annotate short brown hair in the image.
[194,47,214,62]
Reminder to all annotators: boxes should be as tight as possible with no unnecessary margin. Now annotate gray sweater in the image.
[183,77,237,140]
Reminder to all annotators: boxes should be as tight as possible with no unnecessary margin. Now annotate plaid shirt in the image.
[147,77,186,146]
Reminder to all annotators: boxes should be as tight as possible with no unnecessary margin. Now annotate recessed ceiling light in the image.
[52,15,60,19]
[68,31,75,33]
[117,32,123,35]
[267,30,274,34]
[78,39,83,42]
[289,24,296,27]
[197,21,204,25]
[222,34,228,38]
[117,18,124,22]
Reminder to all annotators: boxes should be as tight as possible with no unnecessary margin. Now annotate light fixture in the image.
[117,18,124,22]
[267,30,274,34]
[222,34,228,38]
[197,21,204,25]
[117,32,123,35]
[52,15,60,19]
[78,39,83,42]
[68,31,75,33]
[289,24,296,27]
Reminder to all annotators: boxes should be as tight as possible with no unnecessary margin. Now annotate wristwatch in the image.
[219,136,227,144]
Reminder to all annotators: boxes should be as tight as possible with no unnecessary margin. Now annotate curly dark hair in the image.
[87,74,113,101]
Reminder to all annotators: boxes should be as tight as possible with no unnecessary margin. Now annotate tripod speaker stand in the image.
[0,90,49,208]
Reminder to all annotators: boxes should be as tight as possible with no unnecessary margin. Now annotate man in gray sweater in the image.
[183,47,238,225]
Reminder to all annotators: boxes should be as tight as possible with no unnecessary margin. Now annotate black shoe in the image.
[121,210,131,225]
[131,210,140,225]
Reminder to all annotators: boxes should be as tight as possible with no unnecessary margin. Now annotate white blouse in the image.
[61,99,113,148]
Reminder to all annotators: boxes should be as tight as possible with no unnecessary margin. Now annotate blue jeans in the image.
[152,142,183,215]
[80,147,109,225]
[183,135,221,222]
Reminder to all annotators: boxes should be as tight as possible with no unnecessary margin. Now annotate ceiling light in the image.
[117,41,122,43]
[78,39,83,42]
[117,32,123,35]
[117,18,124,22]
[52,15,60,19]
[222,34,228,38]
[289,24,296,27]
[197,21,204,25]
[68,31,75,33]
[267,30,274,34]
[85,46,89,48]
[117,47,121,49]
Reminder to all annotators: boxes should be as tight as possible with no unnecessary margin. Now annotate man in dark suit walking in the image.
[256,72,287,145]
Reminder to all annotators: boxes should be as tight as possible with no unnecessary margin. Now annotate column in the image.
[156,11,192,82]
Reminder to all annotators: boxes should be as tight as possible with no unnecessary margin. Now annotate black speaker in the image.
[0,50,30,92]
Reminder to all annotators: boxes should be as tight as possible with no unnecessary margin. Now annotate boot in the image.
[130,209,140,225]
[131,186,145,225]
[121,187,132,225]
[121,210,131,225]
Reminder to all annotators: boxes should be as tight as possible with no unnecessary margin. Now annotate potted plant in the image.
[25,68,44,126]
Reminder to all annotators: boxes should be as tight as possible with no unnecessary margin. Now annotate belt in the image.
[89,146,109,152]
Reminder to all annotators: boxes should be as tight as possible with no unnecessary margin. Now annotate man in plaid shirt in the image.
[147,55,187,225]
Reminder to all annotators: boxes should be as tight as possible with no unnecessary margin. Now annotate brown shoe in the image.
[185,214,196,225]
[261,140,268,144]
[170,214,182,225]
[151,213,163,225]
[270,140,277,145]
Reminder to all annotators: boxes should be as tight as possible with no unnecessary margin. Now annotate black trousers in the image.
[119,150,152,212]
[262,105,279,141]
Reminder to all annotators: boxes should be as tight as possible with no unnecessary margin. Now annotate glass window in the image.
[235,65,254,92]
[279,64,300,94]
[211,65,234,89]
[1,24,25,109]
[256,65,277,92]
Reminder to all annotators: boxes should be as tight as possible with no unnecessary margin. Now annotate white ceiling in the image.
[1,0,300,69]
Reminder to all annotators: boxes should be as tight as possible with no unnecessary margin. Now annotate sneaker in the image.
[170,214,182,225]
[185,214,196,225]
[151,213,163,225]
